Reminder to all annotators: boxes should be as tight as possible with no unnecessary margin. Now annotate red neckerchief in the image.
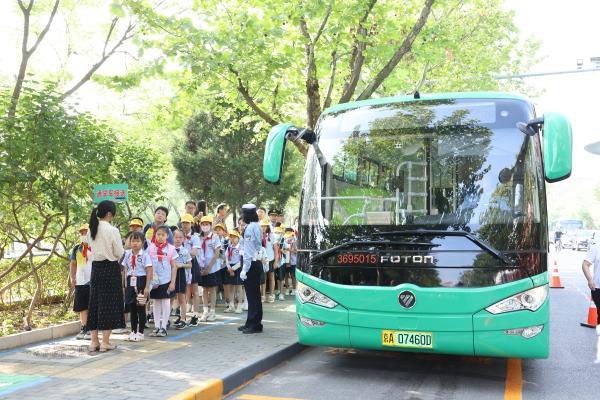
[228,245,234,259]
[81,243,90,261]
[201,233,212,253]
[131,253,136,268]
[156,241,168,261]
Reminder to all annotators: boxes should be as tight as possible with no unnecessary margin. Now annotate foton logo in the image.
[398,290,416,309]
[380,255,436,264]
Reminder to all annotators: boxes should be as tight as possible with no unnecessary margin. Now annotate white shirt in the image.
[585,243,600,287]
[87,220,124,262]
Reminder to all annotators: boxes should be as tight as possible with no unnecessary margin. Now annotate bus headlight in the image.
[297,282,338,308]
[485,285,548,314]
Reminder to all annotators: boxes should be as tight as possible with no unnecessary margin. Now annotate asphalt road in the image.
[227,248,599,400]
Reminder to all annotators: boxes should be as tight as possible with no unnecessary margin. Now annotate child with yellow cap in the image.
[199,215,222,322]
[69,224,93,340]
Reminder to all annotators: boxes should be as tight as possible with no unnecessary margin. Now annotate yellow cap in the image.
[180,214,194,223]
[228,230,241,238]
[213,223,226,232]
[78,223,89,232]
[200,215,213,224]
[284,231,294,238]
[274,226,284,234]
[129,218,144,227]
[260,219,270,226]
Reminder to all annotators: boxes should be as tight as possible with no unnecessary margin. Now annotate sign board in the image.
[93,183,128,203]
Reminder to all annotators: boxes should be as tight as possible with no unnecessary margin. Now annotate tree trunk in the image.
[24,254,42,330]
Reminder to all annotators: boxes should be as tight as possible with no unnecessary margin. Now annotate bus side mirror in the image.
[263,123,295,184]
[542,112,572,182]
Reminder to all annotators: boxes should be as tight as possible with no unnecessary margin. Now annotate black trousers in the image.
[591,289,600,322]
[244,261,263,330]
[129,302,146,334]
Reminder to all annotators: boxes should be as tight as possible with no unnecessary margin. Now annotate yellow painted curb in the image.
[169,379,224,400]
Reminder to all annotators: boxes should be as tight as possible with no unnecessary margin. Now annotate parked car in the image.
[575,230,596,251]
[561,232,576,249]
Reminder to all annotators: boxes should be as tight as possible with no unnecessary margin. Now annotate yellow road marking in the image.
[504,358,522,400]
[237,395,305,400]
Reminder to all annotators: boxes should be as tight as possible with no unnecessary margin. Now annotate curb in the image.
[168,342,306,400]
[0,321,80,351]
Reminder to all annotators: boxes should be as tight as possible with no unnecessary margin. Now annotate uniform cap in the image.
[242,203,257,210]
[213,223,226,231]
[200,215,213,224]
[129,218,144,227]
[180,214,194,223]
[78,223,89,232]
[228,230,241,238]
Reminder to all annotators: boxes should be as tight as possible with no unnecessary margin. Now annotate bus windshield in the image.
[301,99,545,253]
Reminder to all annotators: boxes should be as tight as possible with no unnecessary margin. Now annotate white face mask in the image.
[201,225,211,233]
[80,235,87,243]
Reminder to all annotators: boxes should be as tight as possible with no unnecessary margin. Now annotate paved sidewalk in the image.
[0,299,297,399]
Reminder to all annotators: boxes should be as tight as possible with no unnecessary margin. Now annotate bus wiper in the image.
[310,239,439,263]
[376,230,510,265]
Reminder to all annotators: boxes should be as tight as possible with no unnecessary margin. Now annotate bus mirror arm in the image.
[516,117,544,136]
[286,127,317,144]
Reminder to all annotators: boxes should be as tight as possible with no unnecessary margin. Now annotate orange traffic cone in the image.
[581,297,598,328]
[549,261,564,289]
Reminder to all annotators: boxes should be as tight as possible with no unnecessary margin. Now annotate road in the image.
[227,249,599,400]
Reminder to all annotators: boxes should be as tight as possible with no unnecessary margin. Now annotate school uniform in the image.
[226,242,243,285]
[184,232,203,285]
[148,242,176,299]
[199,233,222,287]
[220,237,230,284]
[143,223,174,245]
[122,249,152,333]
[260,233,275,285]
[285,235,297,274]
[174,246,192,294]
[70,244,93,312]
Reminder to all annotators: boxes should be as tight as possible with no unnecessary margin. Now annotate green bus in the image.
[263,92,572,358]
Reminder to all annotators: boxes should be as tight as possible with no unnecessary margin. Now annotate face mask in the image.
[201,225,211,233]
[80,235,87,243]
[273,234,281,241]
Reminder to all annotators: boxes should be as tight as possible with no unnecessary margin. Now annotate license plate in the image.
[382,330,433,349]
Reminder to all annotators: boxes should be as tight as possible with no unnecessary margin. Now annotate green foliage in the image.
[172,110,302,216]
[126,0,537,129]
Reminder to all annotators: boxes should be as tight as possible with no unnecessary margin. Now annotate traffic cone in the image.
[581,297,598,328]
[549,261,564,289]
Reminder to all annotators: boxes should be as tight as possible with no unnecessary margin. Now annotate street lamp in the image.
[584,141,600,155]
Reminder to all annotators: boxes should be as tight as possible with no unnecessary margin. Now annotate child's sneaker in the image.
[206,311,217,322]
[76,326,86,340]
[147,312,154,323]
[150,328,159,337]
[261,295,266,303]
[157,328,167,337]
[291,289,297,295]
[189,315,199,327]
[199,312,208,322]
[136,332,145,341]
[175,321,187,330]
[166,320,171,330]
[126,332,136,342]
[278,293,285,301]
[83,330,91,340]
[235,304,243,314]
[268,295,275,303]
[224,304,234,313]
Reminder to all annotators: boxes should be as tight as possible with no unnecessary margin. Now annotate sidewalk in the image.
[0,299,298,399]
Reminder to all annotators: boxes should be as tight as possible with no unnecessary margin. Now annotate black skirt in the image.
[87,260,125,331]
[150,282,173,299]
[223,265,239,285]
[191,258,203,284]
[124,275,147,305]
[174,268,188,293]
[200,271,221,287]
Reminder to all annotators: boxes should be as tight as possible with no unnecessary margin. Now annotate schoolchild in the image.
[148,226,177,337]
[199,216,222,322]
[172,229,192,329]
[69,224,93,340]
[121,232,153,341]
[143,206,174,245]
[181,214,202,326]
[283,227,298,295]
[225,230,244,313]
[214,224,232,312]
[260,220,276,303]
[272,226,286,301]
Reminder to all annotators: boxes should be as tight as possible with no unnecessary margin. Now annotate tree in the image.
[127,0,536,155]
[172,110,302,219]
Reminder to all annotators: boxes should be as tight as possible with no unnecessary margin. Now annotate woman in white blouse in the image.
[86,200,125,352]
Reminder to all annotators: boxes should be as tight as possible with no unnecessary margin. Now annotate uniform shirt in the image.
[70,244,93,285]
[263,233,275,261]
[148,242,176,285]
[143,223,174,245]
[174,246,192,266]
[242,222,262,273]
[227,243,241,266]
[121,249,152,277]
[183,231,202,264]
[585,243,600,288]
[87,220,124,262]
[200,233,222,274]
[286,236,298,265]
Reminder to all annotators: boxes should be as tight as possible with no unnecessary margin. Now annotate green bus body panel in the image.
[543,112,573,182]
[296,270,549,358]
[322,91,531,115]
[263,123,294,184]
